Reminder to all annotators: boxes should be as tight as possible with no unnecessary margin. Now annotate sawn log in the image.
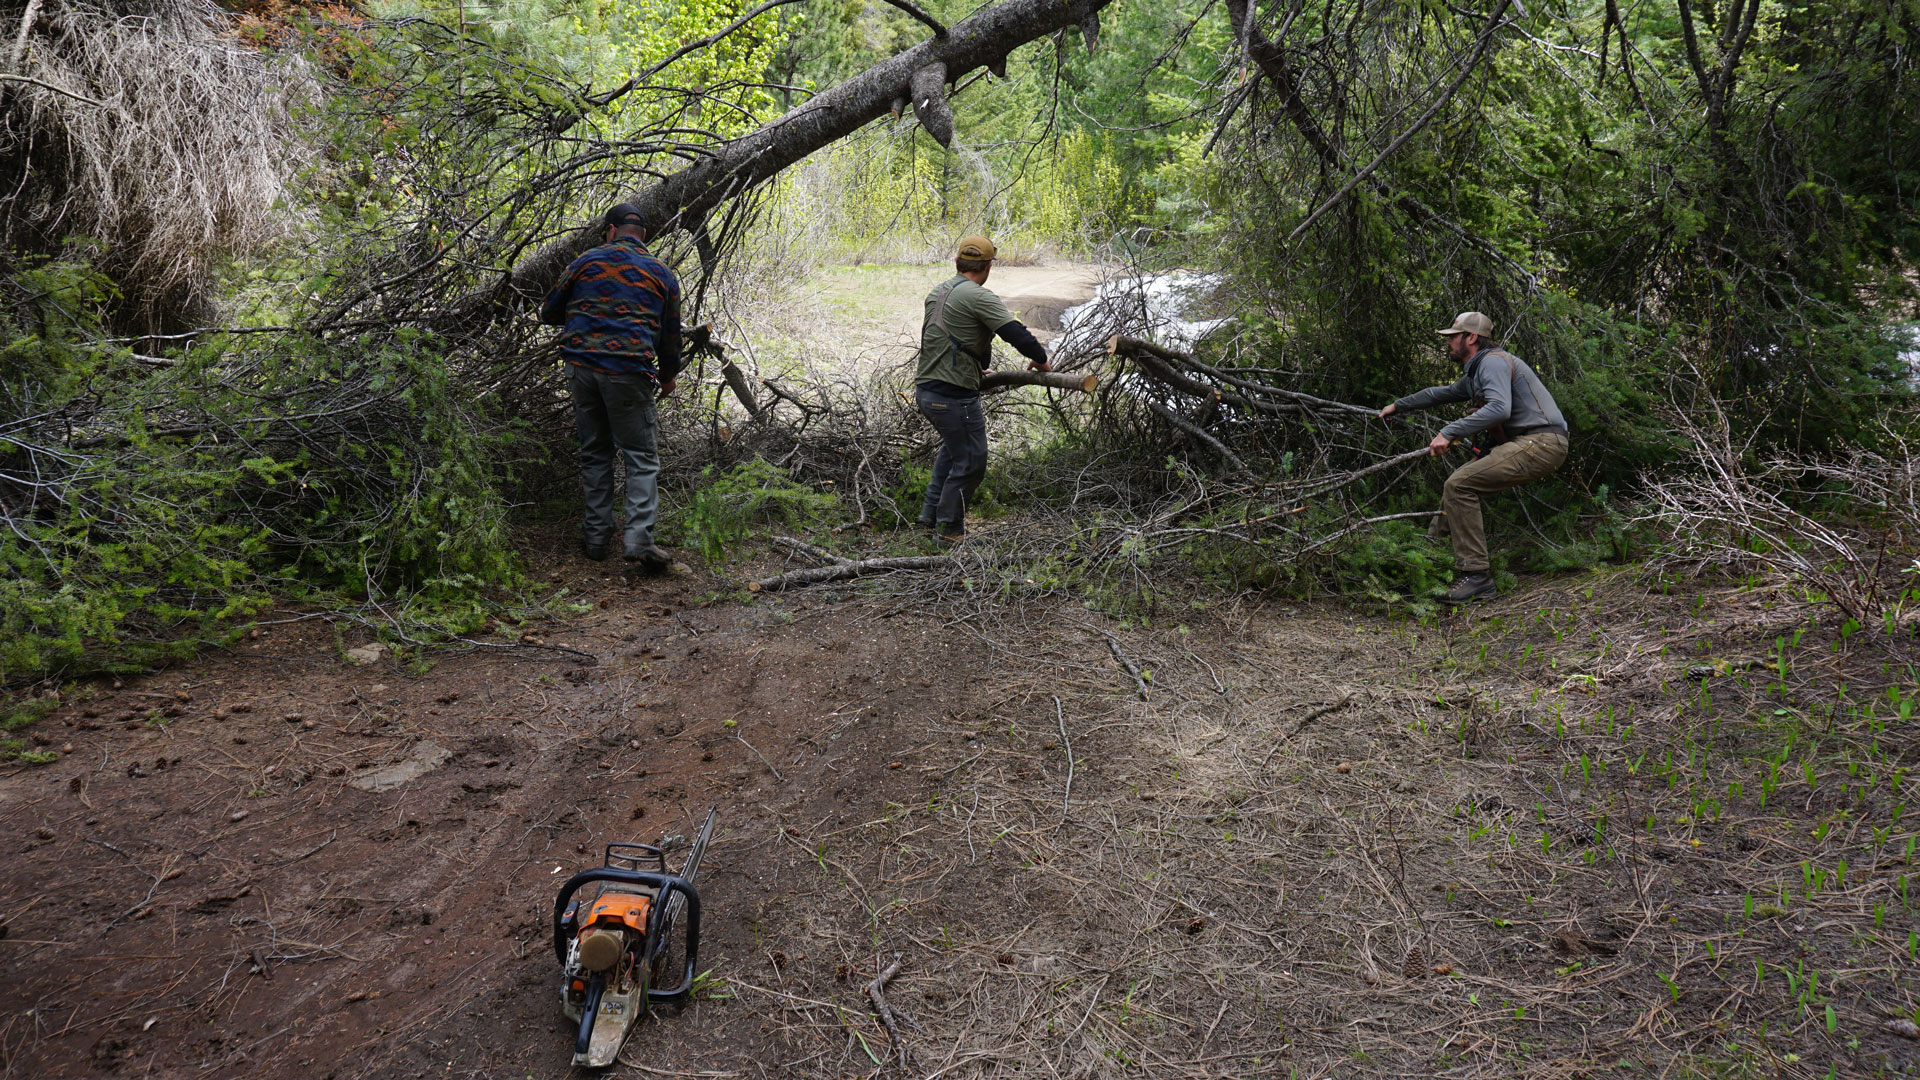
[979,369,1097,392]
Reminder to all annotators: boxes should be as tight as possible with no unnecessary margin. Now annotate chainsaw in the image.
[553,808,716,1068]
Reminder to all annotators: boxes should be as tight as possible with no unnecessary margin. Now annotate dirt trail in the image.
[4,548,1917,1078]
[808,262,1104,361]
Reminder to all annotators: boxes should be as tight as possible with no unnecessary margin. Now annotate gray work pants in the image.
[569,364,659,555]
[915,386,988,533]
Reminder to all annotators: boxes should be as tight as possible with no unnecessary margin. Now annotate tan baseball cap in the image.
[956,235,997,260]
[1437,311,1495,337]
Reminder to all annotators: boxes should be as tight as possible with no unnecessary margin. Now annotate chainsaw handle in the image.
[644,877,701,1004]
[552,869,702,1003]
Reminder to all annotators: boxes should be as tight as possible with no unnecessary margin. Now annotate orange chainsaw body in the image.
[583,892,653,935]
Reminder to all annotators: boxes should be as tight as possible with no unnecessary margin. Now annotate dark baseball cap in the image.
[604,202,650,229]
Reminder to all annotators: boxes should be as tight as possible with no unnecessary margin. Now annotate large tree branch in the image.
[1228,1,1536,291]
[1283,0,1515,244]
[494,0,1113,308]
[1675,0,1720,121]
[1232,0,1342,169]
[879,0,947,37]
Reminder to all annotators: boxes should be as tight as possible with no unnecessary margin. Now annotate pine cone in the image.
[1401,944,1427,979]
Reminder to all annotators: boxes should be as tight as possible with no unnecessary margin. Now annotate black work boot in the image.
[581,539,609,562]
[1443,571,1495,604]
[625,544,673,574]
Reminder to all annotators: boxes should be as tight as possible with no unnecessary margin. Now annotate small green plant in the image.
[663,458,842,563]
[0,694,64,764]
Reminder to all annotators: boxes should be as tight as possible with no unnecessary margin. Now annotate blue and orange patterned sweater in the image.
[540,236,683,379]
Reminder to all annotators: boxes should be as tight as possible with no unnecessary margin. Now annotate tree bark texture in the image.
[501,0,1113,304]
[749,555,955,592]
[979,369,1096,392]
[719,360,763,417]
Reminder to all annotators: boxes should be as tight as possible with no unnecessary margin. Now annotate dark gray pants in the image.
[915,386,987,533]
[569,364,659,555]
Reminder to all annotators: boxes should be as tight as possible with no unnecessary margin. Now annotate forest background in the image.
[2,0,1917,689]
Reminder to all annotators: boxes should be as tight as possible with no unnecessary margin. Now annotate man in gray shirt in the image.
[1379,312,1569,602]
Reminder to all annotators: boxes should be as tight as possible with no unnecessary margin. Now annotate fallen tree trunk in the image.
[980,369,1097,393]
[749,555,954,592]
[498,0,1114,305]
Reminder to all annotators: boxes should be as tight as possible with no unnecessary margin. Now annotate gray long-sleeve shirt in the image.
[1394,348,1567,441]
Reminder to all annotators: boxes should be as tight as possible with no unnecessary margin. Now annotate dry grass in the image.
[703,566,1919,1078]
[1,0,316,327]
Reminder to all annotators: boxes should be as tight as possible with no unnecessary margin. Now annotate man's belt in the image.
[1506,423,1568,439]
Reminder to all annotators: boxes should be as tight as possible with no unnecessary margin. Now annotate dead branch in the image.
[979,369,1098,393]
[749,555,954,592]
[880,0,947,36]
[866,952,910,1071]
[1099,629,1149,699]
[771,535,850,566]
[1261,693,1354,766]
[1,0,317,328]
[1054,695,1074,817]
[1283,0,1517,244]
[719,361,764,418]
[1137,391,1249,474]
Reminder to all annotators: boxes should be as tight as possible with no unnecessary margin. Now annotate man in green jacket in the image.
[1379,312,1569,603]
[913,235,1052,542]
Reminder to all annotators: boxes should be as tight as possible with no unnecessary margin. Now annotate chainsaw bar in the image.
[660,808,716,940]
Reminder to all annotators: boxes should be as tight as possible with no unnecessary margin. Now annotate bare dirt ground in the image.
[806,262,1104,356]
[4,534,1919,1078]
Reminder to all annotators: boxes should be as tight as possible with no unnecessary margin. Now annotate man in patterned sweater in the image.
[541,203,683,570]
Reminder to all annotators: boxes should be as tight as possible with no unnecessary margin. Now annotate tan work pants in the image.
[1429,432,1568,573]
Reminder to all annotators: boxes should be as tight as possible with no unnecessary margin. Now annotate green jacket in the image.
[915,275,1017,392]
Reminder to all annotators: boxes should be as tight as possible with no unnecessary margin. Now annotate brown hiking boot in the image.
[1443,572,1495,604]
[625,544,673,574]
